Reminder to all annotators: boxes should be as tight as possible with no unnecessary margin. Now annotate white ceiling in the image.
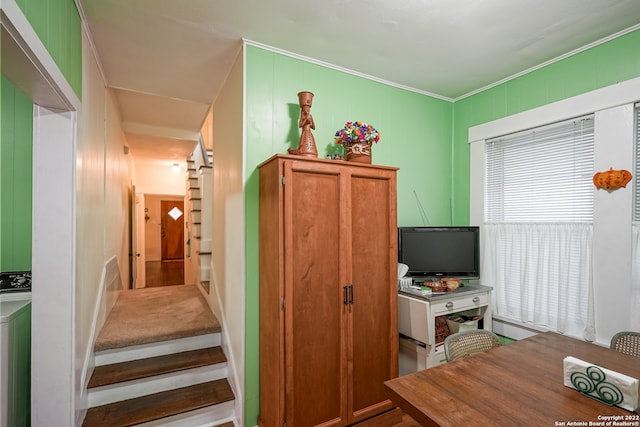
[77,0,640,166]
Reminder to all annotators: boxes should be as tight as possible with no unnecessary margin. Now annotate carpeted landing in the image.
[94,284,221,352]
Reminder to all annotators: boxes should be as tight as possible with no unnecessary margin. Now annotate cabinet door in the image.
[348,169,398,422]
[284,161,348,426]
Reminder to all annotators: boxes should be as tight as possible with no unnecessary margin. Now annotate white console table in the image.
[398,284,492,369]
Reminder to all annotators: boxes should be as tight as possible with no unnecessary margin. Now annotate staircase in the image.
[81,140,229,426]
[82,286,236,426]
[185,148,213,294]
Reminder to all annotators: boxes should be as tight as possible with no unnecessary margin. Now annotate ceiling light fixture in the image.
[171,163,180,174]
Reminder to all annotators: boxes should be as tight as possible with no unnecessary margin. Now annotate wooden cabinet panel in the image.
[287,167,344,426]
[259,155,399,427]
[350,174,398,421]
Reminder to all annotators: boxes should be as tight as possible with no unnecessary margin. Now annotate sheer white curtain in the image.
[632,224,640,330]
[483,223,595,340]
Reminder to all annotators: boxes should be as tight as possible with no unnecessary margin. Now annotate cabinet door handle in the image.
[348,285,354,305]
[473,297,480,303]
[343,286,349,306]
[446,302,454,309]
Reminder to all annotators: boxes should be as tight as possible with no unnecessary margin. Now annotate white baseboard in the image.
[491,315,547,341]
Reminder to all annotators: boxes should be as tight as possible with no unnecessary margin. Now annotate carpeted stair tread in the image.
[82,378,234,427]
[94,285,220,351]
[88,346,226,388]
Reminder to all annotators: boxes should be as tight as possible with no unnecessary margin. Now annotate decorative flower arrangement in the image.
[334,121,381,145]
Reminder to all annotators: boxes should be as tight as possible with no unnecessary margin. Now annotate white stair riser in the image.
[88,363,228,407]
[134,401,234,427]
[191,199,201,210]
[200,265,211,282]
[95,333,221,366]
[199,239,212,253]
[191,211,202,223]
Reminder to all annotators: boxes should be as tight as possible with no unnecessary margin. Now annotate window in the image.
[633,104,640,329]
[486,116,595,222]
[483,115,595,340]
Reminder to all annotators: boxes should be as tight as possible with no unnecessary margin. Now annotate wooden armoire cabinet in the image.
[258,154,400,427]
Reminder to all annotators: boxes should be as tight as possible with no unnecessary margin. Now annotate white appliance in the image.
[1,299,31,427]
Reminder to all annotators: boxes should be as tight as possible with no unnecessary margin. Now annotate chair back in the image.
[610,331,640,357]
[444,329,501,362]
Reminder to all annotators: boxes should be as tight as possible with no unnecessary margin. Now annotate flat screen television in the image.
[398,226,480,279]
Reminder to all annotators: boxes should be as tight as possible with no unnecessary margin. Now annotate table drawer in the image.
[431,292,489,316]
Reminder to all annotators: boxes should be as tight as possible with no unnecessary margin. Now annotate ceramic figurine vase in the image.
[287,91,318,158]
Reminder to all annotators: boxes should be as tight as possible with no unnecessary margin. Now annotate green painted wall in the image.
[0,0,82,272]
[14,0,82,98]
[0,77,33,272]
[244,44,453,426]
[451,28,640,225]
[244,28,640,424]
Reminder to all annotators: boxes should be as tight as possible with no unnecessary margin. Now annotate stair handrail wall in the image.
[198,135,211,168]
[188,134,241,425]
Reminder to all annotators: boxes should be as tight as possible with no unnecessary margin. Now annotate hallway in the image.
[145,260,185,287]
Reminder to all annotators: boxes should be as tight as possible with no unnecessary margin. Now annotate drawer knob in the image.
[473,297,480,303]
[445,302,454,309]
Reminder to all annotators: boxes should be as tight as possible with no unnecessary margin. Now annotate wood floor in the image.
[145,260,184,287]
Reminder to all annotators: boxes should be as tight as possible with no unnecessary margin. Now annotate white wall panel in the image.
[105,89,133,291]
[32,105,76,427]
[211,51,245,425]
[75,29,134,419]
[134,162,186,196]
[592,104,634,343]
[76,30,107,377]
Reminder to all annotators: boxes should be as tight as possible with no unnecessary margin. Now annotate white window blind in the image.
[486,115,595,222]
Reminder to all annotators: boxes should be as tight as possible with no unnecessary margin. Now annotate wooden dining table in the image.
[385,331,640,426]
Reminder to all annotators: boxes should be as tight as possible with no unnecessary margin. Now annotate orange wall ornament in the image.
[593,168,632,192]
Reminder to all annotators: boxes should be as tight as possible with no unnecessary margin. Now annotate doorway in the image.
[144,195,185,287]
[161,199,184,260]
